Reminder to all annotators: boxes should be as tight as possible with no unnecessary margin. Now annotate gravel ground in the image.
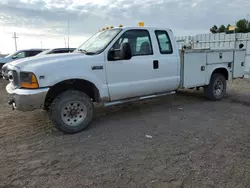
[0,79,250,188]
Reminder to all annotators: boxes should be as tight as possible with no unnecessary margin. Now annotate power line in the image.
[12,32,18,51]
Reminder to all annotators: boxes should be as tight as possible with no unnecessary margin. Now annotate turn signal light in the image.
[20,73,39,89]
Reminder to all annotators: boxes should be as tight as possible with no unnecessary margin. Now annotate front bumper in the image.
[6,83,49,111]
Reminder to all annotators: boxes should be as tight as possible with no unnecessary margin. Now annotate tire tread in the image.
[50,90,94,134]
[204,73,226,101]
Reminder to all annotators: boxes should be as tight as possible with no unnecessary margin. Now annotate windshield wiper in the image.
[78,49,97,55]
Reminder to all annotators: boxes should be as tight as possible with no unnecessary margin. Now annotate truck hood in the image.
[9,52,92,70]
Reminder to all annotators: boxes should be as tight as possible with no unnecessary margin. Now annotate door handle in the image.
[153,60,159,69]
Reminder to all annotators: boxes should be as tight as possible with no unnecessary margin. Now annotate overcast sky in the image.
[0,0,249,54]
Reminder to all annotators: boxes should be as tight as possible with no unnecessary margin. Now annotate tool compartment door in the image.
[233,50,246,78]
[207,51,234,64]
[183,52,207,88]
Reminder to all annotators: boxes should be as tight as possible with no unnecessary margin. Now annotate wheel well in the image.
[44,79,100,109]
[212,68,229,80]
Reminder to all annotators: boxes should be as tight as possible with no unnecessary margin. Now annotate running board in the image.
[104,91,176,107]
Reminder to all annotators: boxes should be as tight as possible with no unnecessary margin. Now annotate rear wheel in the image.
[50,90,94,134]
[204,73,227,101]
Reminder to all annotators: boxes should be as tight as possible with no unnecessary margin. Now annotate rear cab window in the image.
[155,30,173,54]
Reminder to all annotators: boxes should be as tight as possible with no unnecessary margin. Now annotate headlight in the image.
[20,72,39,89]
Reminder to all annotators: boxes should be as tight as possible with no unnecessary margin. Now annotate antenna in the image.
[12,32,18,51]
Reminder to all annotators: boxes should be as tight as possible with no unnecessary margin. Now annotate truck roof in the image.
[101,26,172,32]
[22,49,47,51]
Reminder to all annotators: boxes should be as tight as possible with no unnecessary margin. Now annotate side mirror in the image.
[107,48,116,61]
[12,56,17,59]
[120,42,132,60]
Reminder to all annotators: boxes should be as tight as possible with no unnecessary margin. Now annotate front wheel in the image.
[49,90,94,134]
[204,73,227,101]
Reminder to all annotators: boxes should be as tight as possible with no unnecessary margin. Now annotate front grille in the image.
[13,70,19,86]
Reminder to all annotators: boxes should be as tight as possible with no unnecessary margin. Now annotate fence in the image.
[175,32,250,77]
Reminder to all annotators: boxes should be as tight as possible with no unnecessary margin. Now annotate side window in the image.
[14,52,25,58]
[33,51,42,56]
[155,30,173,54]
[135,36,151,53]
[52,50,66,54]
[27,51,41,57]
[112,37,128,50]
[112,30,153,56]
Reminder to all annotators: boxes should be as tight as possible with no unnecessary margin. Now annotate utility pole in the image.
[64,37,67,48]
[12,32,18,51]
[67,20,70,51]
[247,14,249,29]
[234,20,237,49]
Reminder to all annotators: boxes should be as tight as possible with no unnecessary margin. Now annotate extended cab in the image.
[5,25,246,134]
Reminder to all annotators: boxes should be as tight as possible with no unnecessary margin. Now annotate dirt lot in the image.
[0,79,250,188]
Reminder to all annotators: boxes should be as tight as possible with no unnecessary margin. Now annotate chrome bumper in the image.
[6,83,49,111]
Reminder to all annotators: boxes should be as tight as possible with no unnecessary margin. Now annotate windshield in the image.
[76,28,122,54]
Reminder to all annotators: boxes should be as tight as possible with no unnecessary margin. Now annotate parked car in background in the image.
[1,49,46,78]
[36,48,76,56]
[0,54,8,58]
[2,48,76,79]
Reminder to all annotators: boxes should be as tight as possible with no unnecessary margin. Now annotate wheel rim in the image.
[61,101,87,126]
[213,79,224,96]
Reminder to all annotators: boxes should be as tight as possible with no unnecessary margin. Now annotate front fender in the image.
[38,72,109,100]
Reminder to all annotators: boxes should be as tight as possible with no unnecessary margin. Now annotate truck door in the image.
[106,29,172,101]
[153,30,180,91]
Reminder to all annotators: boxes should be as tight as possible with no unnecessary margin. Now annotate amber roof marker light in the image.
[138,22,144,27]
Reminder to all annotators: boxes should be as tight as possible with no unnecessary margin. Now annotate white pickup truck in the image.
[6,25,246,134]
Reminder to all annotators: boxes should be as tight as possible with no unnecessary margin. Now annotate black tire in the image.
[49,90,94,134]
[204,73,227,101]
